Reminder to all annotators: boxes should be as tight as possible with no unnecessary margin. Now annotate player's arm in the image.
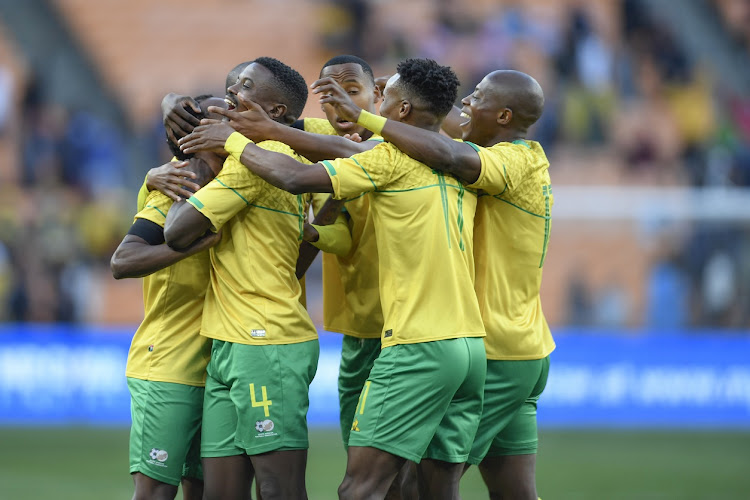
[312,77,481,183]
[205,97,377,162]
[163,200,213,250]
[296,197,351,278]
[111,219,219,279]
[179,123,333,195]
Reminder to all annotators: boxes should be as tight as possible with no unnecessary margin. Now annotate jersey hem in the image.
[324,326,382,339]
[381,331,486,349]
[484,345,555,361]
[124,373,206,387]
[200,331,319,346]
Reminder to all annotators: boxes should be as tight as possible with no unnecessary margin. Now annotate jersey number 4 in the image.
[249,383,273,417]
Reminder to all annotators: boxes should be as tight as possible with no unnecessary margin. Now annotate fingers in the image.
[235,95,265,114]
[162,188,181,202]
[310,77,336,92]
[199,118,222,126]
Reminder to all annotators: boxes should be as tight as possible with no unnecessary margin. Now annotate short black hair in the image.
[395,58,459,118]
[252,56,308,122]
[321,55,375,85]
[166,94,214,160]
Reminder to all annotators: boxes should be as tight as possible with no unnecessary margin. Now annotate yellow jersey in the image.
[323,142,485,348]
[126,190,212,386]
[187,141,317,345]
[305,117,383,339]
[466,139,556,360]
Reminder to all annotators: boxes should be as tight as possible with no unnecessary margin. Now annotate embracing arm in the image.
[208,99,376,163]
[110,220,219,279]
[313,77,481,183]
[295,196,350,278]
[163,200,213,250]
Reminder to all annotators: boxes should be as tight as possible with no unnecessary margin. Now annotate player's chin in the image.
[335,120,358,134]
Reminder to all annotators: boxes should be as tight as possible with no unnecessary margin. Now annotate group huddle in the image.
[111,54,555,500]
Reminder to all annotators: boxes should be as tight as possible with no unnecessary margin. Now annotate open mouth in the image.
[224,97,237,111]
[336,117,356,130]
[459,110,471,127]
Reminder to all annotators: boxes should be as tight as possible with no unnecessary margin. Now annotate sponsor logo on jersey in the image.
[251,329,266,338]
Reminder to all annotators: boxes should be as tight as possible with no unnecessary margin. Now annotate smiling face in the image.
[225,63,279,115]
[319,62,380,136]
[459,74,503,145]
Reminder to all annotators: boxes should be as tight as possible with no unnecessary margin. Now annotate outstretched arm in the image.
[163,200,213,250]
[179,123,333,195]
[111,220,220,279]
[205,98,377,162]
[312,77,481,183]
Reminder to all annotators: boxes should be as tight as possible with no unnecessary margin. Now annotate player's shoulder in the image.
[142,190,173,212]
[303,117,337,136]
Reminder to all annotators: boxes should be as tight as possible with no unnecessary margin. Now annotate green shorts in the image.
[127,378,204,485]
[201,339,319,458]
[467,356,550,465]
[348,337,486,463]
[338,335,381,447]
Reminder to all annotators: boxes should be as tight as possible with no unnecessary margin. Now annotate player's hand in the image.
[311,77,362,123]
[146,160,200,202]
[179,121,236,155]
[191,228,223,252]
[206,98,277,142]
[302,223,320,243]
[162,93,201,146]
[343,133,363,143]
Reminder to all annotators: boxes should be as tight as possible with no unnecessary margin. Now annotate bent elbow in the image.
[110,253,126,280]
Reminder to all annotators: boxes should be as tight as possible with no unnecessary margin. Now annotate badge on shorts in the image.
[251,329,266,338]
[147,448,169,467]
[255,419,278,438]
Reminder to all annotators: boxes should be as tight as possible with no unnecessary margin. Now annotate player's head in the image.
[459,70,544,145]
[319,55,381,136]
[226,57,308,125]
[379,58,459,129]
[167,95,228,160]
[225,61,250,92]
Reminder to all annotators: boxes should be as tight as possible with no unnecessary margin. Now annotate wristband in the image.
[224,132,253,161]
[356,110,387,136]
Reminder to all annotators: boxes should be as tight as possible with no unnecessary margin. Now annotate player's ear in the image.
[498,108,512,126]
[269,103,288,121]
[372,84,382,104]
[398,100,411,119]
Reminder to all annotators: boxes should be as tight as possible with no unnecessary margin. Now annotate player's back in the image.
[128,191,212,386]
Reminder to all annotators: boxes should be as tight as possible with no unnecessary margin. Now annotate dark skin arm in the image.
[312,77,481,183]
[296,196,346,279]
[178,121,333,195]
[110,230,220,279]
[163,200,214,250]
[203,97,377,162]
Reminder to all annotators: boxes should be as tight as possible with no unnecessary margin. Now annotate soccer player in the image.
[210,54,384,443]
[110,96,228,500]
[163,57,318,500]
[313,68,555,500]
[180,58,486,500]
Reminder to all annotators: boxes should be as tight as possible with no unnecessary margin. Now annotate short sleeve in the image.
[135,174,150,212]
[466,142,533,196]
[135,191,173,228]
[322,143,396,200]
[187,156,264,231]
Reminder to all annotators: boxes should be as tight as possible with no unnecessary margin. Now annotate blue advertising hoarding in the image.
[0,325,748,428]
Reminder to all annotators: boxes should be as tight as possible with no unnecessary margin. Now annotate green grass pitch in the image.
[0,427,747,499]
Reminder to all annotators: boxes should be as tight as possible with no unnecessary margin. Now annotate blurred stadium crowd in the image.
[0,0,748,328]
